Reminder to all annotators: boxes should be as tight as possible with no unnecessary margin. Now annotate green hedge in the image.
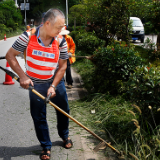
[70,30,105,55]
[90,43,143,94]
[126,65,160,124]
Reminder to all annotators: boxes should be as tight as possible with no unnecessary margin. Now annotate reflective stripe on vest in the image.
[26,35,60,80]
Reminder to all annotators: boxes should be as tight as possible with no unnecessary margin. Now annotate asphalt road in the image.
[0,36,42,159]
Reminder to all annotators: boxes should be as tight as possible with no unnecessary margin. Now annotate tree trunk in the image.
[74,17,76,31]
[157,33,160,51]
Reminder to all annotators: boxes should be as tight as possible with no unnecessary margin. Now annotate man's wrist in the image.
[50,84,56,90]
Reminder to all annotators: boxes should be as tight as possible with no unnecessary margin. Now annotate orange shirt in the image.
[64,35,76,64]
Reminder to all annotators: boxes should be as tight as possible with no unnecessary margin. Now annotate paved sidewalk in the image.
[65,67,88,100]
[63,67,112,160]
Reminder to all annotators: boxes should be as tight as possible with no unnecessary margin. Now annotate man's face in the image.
[47,16,65,37]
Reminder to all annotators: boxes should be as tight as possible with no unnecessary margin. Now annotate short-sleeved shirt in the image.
[12,25,68,83]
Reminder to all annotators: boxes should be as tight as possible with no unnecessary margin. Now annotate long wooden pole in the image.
[0,65,122,157]
[31,89,121,155]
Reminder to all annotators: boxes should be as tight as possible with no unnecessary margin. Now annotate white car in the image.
[130,17,145,43]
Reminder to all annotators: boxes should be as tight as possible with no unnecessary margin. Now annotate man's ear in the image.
[45,20,50,26]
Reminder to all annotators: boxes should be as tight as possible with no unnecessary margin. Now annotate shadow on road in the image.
[0,140,62,160]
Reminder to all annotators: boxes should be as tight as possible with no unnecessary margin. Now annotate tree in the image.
[0,0,22,31]
[80,0,131,45]
[68,0,80,8]
[146,0,160,50]
[17,0,66,20]
[73,0,149,45]
[146,0,160,34]
[69,4,86,27]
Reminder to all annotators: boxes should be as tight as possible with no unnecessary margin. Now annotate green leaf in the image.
[145,83,151,86]
[149,68,155,75]
[144,67,148,73]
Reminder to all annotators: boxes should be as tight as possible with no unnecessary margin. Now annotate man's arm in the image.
[5,47,33,89]
[47,59,67,97]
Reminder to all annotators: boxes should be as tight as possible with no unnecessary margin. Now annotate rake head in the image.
[93,141,126,160]
[93,141,106,152]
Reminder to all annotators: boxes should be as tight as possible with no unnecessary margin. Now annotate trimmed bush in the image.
[126,65,160,118]
[90,43,143,94]
[124,65,160,137]
[67,26,73,32]
[76,32,105,55]
[69,30,79,42]
[70,30,105,55]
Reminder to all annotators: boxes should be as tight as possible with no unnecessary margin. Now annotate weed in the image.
[141,37,156,50]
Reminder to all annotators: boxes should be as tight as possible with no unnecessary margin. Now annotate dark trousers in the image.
[29,80,69,150]
[66,59,73,85]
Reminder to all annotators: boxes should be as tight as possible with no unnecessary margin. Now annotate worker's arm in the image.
[5,47,33,89]
[47,58,67,98]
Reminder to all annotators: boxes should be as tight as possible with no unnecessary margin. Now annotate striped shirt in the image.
[12,26,68,83]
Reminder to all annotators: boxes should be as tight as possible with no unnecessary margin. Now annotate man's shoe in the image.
[68,85,72,89]
[40,149,51,160]
[63,137,73,149]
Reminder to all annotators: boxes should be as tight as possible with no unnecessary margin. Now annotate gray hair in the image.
[43,8,65,24]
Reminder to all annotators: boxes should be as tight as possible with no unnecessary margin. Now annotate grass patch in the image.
[134,45,150,60]
[69,93,135,154]
[70,44,160,159]
[134,45,160,66]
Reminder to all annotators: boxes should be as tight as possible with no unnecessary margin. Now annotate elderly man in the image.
[6,8,72,160]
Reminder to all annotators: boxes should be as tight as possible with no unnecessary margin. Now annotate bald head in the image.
[43,8,65,25]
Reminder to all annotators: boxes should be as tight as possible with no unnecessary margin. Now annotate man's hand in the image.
[19,76,34,89]
[68,52,72,57]
[47,86,56,98]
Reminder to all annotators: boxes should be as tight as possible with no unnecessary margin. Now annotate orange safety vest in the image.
[65,35,76,64]
[25,35,60,80]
